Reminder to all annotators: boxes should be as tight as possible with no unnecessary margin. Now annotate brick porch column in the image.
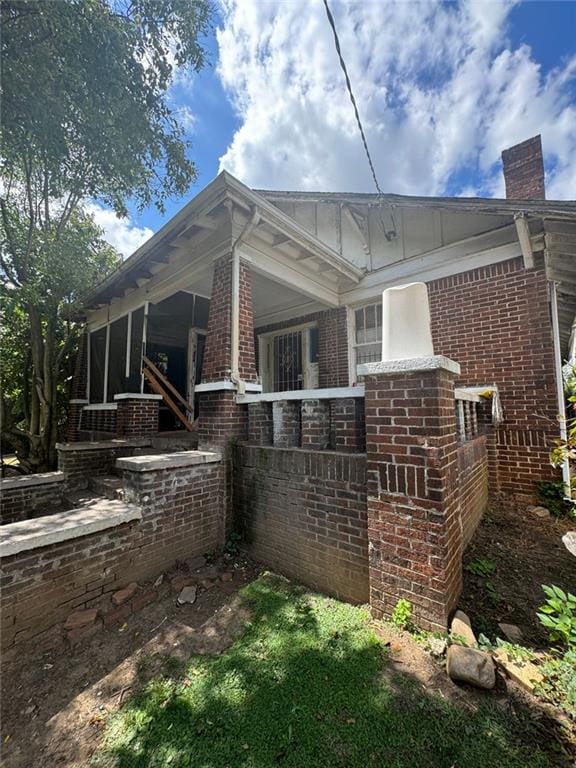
[362,356,462,632]
[115,394,161,437]
[197,254,259,449]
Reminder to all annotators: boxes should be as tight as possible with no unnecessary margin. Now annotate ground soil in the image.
[0,558,259,768]
[459,503,576,646]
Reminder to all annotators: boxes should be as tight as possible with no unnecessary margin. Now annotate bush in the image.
[391,599,413,631]
[537,585,576,649]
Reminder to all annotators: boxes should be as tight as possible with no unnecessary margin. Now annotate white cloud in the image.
[216,0,576,199]
[86,203,153,258]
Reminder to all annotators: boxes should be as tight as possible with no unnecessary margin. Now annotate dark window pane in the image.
[309,327,318,363]
[126,307,144,392]
[89,327,106,403]
[107,315,128,401]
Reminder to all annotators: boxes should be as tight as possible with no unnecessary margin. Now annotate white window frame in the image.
[348,299,383,382]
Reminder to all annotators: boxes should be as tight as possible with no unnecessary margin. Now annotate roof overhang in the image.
[544,219,576,355]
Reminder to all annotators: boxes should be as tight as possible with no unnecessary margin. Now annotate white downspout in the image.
[230,206,260,394]
[550,281,571,496]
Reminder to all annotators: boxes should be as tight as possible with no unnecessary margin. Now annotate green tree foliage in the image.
[0,0,211,471]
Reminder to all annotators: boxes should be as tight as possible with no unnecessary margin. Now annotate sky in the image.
[91,0,576,257]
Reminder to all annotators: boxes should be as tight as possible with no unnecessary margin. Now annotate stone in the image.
[562,531,576,557]
[177,586,197,605]
[171,575,194,592]
[427,636,447,657]
[450,610,476,647]
[220,572,233,583]
[153,574,164,588]
[112,582,138,606]
[103,603,132,627]
[63,608,98,631]
[446,646,496,689]
[530,506,550,518]
[498,623,524,644]
[493,649,544,693]
[188,555,207,571]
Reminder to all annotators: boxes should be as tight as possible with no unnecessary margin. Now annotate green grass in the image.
[94,574,557,768]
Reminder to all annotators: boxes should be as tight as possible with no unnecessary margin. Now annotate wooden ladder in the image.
[142,355,196,432]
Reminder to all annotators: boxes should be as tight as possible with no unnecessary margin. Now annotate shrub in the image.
[535,480,573,519]
[535,649,576,717]
[537,585,576,649]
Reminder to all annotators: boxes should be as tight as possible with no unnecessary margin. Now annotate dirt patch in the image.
[1,559,260,768]
[459,504,576,646]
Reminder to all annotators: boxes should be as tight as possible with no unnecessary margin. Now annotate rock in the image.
[111,582,138,606]
[153,574,164,588]
[493,649,543,693]
[177,586,197,605]
[63,608,98,631]
[220,572,233,583]
[450,610,476,647]
[498,623,523,644]
[171,575,194,592]
[562,531,576,557]
[103,603,132,627]
[529,505,550,518]
[427,636,447,657]
[446,645,496,689]
[188,555,207,571]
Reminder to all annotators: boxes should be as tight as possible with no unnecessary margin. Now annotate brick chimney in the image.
[501,135,545,199]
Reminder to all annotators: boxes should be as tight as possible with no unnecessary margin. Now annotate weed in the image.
[535,649,576,717]
[391,598,413,630]
[465,558,496,577]
[535,480,573,519]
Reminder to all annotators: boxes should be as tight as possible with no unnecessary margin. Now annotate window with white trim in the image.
[353,302,382,365]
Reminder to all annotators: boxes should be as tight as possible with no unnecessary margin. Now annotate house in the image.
[3,136,575,654]
[72,135,576,502]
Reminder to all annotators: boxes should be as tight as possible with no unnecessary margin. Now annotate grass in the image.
[94,574,559,768]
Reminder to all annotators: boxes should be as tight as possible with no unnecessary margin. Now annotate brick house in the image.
[3,135,576,653]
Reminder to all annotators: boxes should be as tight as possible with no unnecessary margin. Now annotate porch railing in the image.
[142,356,196,432]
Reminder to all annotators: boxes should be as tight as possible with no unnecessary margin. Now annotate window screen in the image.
[107,315,128,401]
[126,307,145,392]
[89,327,107,403]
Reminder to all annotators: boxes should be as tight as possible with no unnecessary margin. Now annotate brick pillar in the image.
[197,254,258,449]
[67,399,88,442]
[115,395,161,437]
[301,399,330,450]
[272,401,300,447]
[248,402,273,445]
[331,398,365,452]
[363,357,462,632]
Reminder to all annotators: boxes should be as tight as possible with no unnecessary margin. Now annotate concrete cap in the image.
[358,355,461,377]
[116,450,222,473]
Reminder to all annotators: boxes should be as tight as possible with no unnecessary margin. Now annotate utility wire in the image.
[322,0,397,239]
[322,0,382,195]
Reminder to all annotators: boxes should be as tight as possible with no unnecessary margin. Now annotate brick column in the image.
[301,399,330,450]
[331,397,365,452]
[115,394,161,437]
[362,356,462,632]
[197,254,258,449]
[248,402,273,445]
[67,399,88,442]
[272,401,300,447]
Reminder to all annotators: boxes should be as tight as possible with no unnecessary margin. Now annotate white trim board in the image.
[237,386,364,404]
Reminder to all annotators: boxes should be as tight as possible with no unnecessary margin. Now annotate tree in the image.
[0,0,212,471]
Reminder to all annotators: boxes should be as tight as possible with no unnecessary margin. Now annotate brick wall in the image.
[233,446,368,603]
[255,306,349,389]
[81,407,117,434]
[1,460,224,653]
[116,397,159,437]
[197,391,248,449]
[428,255,559,500]
[458,435,489,547]
[57,441,147,490]
[0,473,65,525]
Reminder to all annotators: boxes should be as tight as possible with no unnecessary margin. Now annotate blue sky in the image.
[92,0,576,256]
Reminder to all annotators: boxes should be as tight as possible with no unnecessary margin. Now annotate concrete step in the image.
[88,475,124,501]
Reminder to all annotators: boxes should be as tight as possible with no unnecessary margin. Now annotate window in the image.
[354,302,382,365]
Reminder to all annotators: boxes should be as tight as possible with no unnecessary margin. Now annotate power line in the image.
[322,0,396,239]
[322,0,382,196]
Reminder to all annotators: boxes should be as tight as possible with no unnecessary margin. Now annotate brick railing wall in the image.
[458,435,489,547]
[233,446,368,603]
[0,473,66,525]
[81,406,117,434]
[1,452,224,653]
[56,440,149,490]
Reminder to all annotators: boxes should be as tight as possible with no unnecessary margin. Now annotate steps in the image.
[88,475,124,501]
